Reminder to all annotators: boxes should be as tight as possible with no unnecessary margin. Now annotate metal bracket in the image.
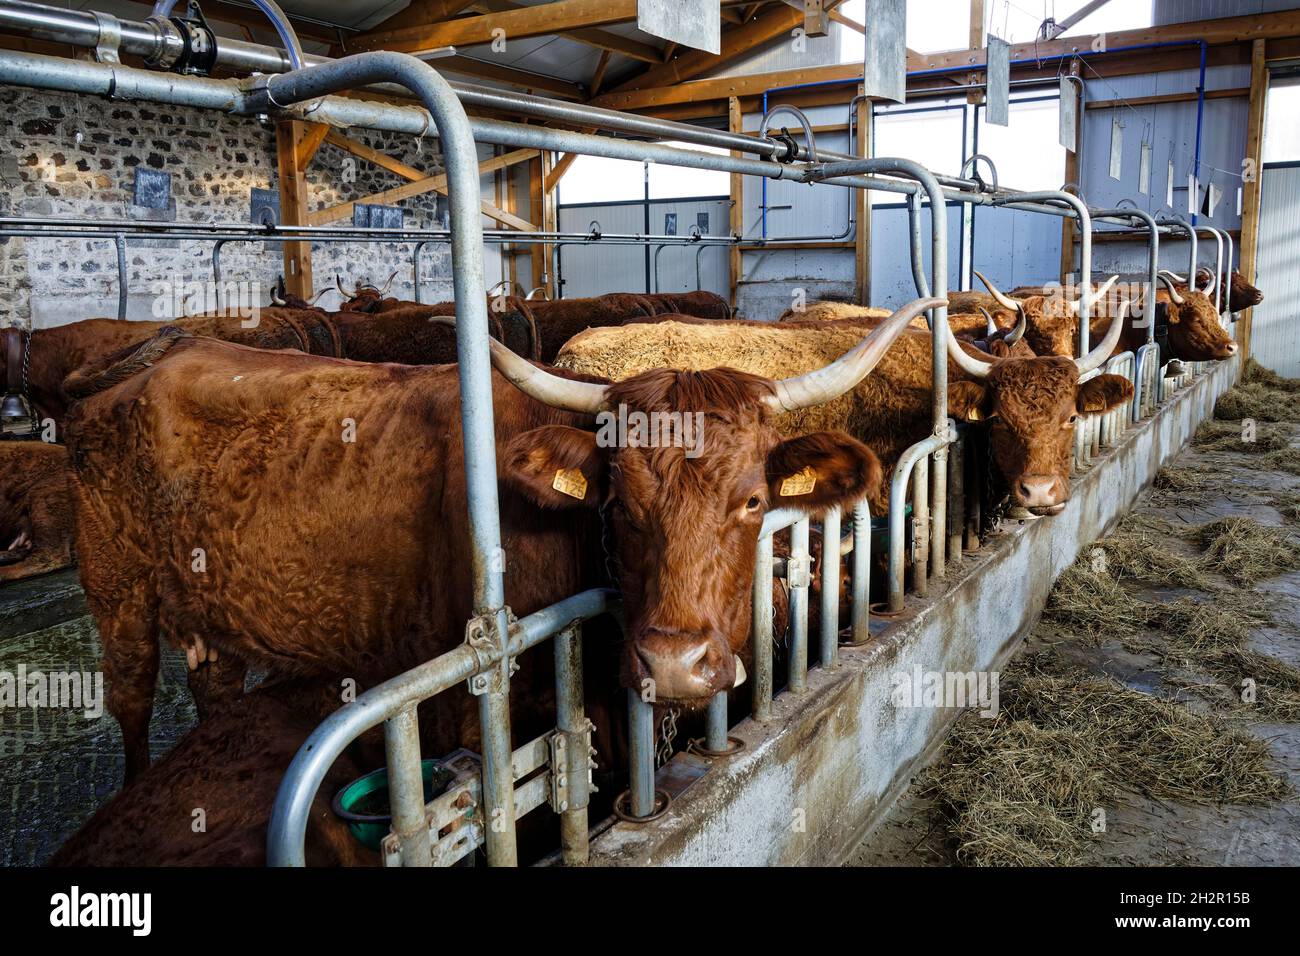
[92,12,122,65]
[909,517,925,563]
[786,553,812,590]
[465,608,517,696]
[547,719,597,813]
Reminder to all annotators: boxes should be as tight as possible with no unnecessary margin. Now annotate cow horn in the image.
[336,274,357,298]
[763,297,945,413]
[378,270,400,296]
[1076,298,1129,374]
[973,270,1019,312]
[1156,273,1186,305]
[1005,303,1028,346]
[306,287,331,306]
[979,307,998,336]
[1065,275,1120,316]
[945,316,997,380]
[429,316,609,414]
[839,531,854,556]
[1201,270,1217,299]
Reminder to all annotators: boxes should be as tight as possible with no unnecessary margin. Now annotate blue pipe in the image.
[1192,40,1207,226]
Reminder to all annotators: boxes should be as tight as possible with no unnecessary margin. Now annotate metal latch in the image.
[547,720,598,813]
[465,608,517,696]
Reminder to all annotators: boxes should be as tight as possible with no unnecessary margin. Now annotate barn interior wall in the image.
[0,84,529,329]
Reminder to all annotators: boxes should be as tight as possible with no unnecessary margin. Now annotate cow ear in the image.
[1076,374,1134,414]
[766,432,882,513]
[948,380,994,422]
[1161,300,1179,324]
[503,425,606,509]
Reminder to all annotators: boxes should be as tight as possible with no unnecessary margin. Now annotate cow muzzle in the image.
[1015,475,1066,514]
[633,628,742,703]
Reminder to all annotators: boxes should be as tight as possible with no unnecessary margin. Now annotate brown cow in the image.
[556,304,1133,516]
[643,291,732,321]
[50,677,375,867]
[66,300,931,780]
[0,439,74,581]
[1,309,347,433]
[981,271,1238,363]
[1178,267,1264,310]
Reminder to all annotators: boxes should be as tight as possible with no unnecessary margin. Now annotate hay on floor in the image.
[1197,516,1300,587]
[1193,419,1292,454]
[924,654,1288,867]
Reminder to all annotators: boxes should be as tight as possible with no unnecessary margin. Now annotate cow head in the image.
[945,299,1135,516]
[477,297,941,706]
[1192,267,1264,309]
[336,271,400,313]
[1154,273,1238,361]
[974,270,1119,358]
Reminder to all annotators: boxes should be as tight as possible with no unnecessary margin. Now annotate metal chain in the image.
[655,706,679,769]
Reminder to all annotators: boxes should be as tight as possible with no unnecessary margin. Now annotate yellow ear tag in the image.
[552,467,588,501]
[779,466,817,497]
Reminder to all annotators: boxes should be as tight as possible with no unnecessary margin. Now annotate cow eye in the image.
[1066,413,1079,426]
[746,495,762,512]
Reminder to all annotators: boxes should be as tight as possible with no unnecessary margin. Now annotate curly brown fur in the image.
[0,439,74,581]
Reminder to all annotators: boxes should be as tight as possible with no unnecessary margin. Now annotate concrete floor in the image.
[0,571,196,866]
[848,421,1300,867]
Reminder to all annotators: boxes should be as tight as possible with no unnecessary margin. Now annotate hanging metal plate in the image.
[863,0,907,104]
[1059,75,1079,151]
[985,36,1010,127]
[637,0,720,55]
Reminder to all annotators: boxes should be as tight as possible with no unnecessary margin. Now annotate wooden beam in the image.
[324,130,426,180]
[354,0,754,54]
[295,123,331,168]
[529,154,546,291]
[593,8,1300,110]
[276,121,314,298]
[608,3,805,94]
[545,151,582,193]
[1085,87,1249,110]
[590,49,613,97]
[541,150,559,297]
[370,0,479,34]
[1238,38,1268,360]
[436,55,586,99]
[309,147,540,228]
[968,0,986,105]
[471,0,663,63]
[728,96,743,311]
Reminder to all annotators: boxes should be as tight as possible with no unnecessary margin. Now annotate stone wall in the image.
[0,85,524,329]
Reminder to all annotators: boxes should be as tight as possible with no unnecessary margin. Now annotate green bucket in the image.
[332,759,455,851]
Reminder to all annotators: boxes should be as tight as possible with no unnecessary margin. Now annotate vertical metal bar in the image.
[477,686,515,865]
[912,455,930,598]
[906,192,931,298]
[964,430,981,552]
[627,688,655,817]
[947,430,964,562]
[851,502,871,644]
[705,691,728,752]
[114,233,128,321]
[752,532,774,719]
[413,240,427,303]
[553,623,589,865]
[383,705,431,867]
[930,444,947,579]
[819,505,841,667]
[788,517,810,693]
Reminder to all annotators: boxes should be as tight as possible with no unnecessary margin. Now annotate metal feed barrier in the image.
[0,0,1237,866]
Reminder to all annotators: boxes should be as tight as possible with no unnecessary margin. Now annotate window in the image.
[1263,75,1300,165]
[557,154,644,205]
[974,95,1064,192]
[647,142,729,199]
[872,101,965,203]
[838,0,967,60]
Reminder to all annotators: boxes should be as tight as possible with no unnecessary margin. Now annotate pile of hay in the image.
[1197,516,1300,586]
[1193,419,1292,454]
[1150,465,1214,503]
[924,653,1287,866]
[1267,489,1300,525]
[1243,357,1300,393]
[1215,362,1300,423]
[1261,448,1300,476]
[1095,516,1211,589]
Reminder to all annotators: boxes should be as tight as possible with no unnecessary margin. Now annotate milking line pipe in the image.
[251,50,517,867]
[1156,215,1199,294]
[0,49,1108,230]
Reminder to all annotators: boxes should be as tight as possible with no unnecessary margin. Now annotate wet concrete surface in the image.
[847,421,1300,867]
[0,584,196,866]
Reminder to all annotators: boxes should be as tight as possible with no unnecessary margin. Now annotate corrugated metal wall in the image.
[556,198,730,299]
[1249,163,1300,377]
